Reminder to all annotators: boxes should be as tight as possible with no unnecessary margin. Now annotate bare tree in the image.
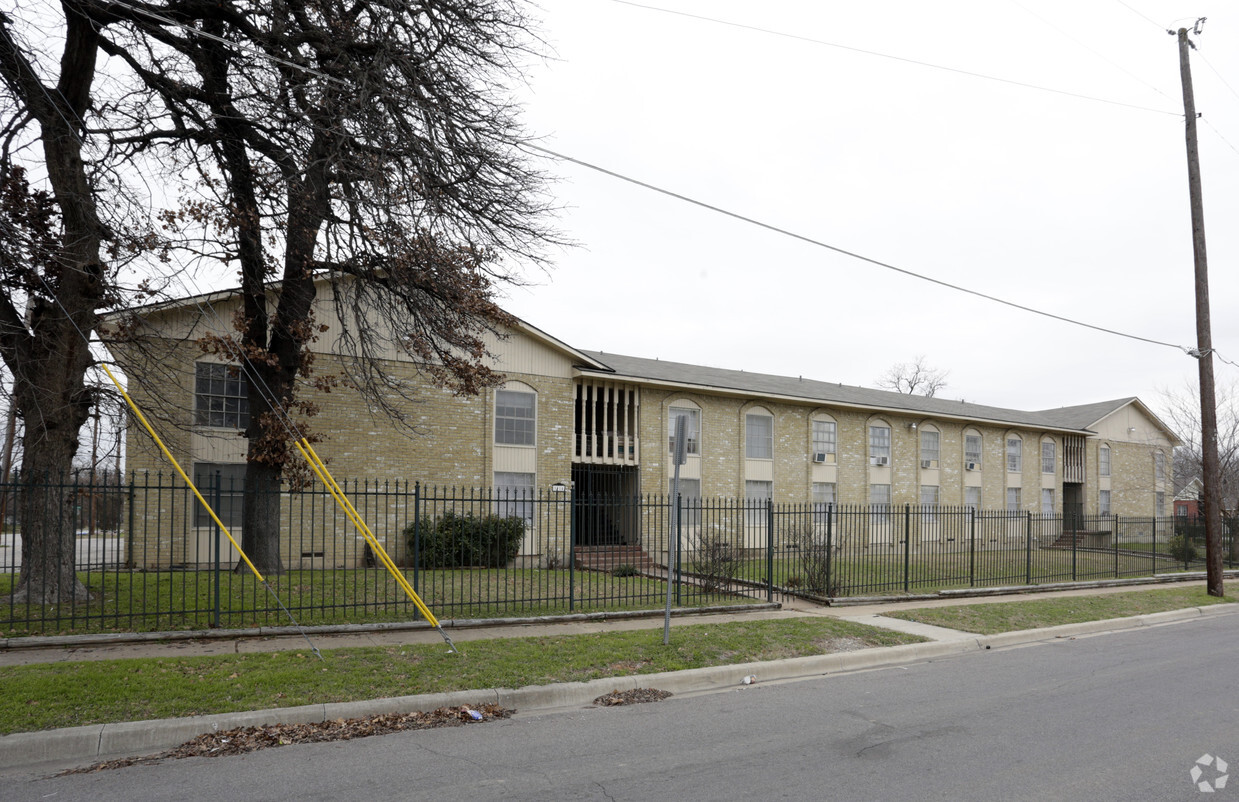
[97,0,558,573]
[1160,380,1239,514]
[875,355,949,398]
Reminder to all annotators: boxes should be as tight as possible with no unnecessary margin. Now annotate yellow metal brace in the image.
[295,440,457,653]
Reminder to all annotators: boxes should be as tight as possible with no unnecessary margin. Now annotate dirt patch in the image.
[816,636,869,653]
[58,704,513,775]
[593,688,672,706]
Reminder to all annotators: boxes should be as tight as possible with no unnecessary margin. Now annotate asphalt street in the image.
[6,609,1237,801]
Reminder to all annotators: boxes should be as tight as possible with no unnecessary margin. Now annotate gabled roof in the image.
[577,351,1103,434]
[1033,397,1181,446]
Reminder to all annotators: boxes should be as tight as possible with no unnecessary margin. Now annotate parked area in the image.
[0,474,1223,637]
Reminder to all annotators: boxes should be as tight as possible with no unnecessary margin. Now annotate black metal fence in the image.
[0,473,1225,634]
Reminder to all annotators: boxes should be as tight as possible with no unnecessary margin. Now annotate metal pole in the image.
[568,482,576,613]
[766,499,774,603]
[1025,511,1032,586]
[969,507,976,587]
[903,504,910,593]
[212,471,221,628]
[664,414,686,645]
[1176,23,1224,596]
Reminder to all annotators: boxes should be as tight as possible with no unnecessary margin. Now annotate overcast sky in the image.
[497,0,1239,418]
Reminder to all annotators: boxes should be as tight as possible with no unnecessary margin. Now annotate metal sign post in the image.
[664,414,687,645]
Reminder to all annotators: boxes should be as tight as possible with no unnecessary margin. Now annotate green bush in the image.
[404,511,525,569]
[1168,534,1198,564]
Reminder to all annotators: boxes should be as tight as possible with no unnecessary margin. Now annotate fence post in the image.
[1072,511,1078,582]
[1148,515,1155,576]
[412,482,420,595]
[903,504,911,593]
[675,492,683,606]
[969,508,976,587]
[568,484,576,612]
[126,473,135,569]
[1025,511,1032,586]
[1113,514,1119,578]
[212,471,221,629]
[825,503,834,598]
[766,499,774,603]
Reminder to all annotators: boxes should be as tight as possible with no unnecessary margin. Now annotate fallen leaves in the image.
[58,704,513,775]
[592,688,672,706]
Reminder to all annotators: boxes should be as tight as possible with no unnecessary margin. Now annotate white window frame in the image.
[1155,451,1166,482]
[965,486,981,513]
[1006,487,1022,513]
[1041,488,1054,516]
[494,471,535,525]
[870,424,891,464]
[495,389,536,446]
[812,482,836,514]
[745,479,772,524]
[964,433,982,467]
[1099,445,1111,477]
[1099,489,1111,516]
[1041,440,1055,474]
[194,362,250,429]
[811,419,837,459]
[1007,437,1023,473]
[1156,491,1166,517]
[920,429,940,465]
[668,406,700,455]
[745,413,773,460]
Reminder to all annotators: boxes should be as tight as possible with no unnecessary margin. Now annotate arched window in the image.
[869,419,892,466]
[919,423,940,468]
[745,407,773,460]
[963,429,983,470]
[1006,434,1023,473]
[667,400,701,455]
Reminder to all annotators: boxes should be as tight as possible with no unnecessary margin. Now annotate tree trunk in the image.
[238,456,284,575]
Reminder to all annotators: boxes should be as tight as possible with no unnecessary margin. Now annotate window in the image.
[870,483,892,522]
[192,463,246,527]
[1156,491,1166,517]
[745,480,772,524]
[745,413,773,459]
[1099,446,1111,477]
[1155,452,1166,482]
[920,430,940,465]
[965,486,981,513]
[1041,488,1054,516]
[495,390,536,445]
[812,419,837,459]
[494,472,535,524]
[669,478,701,529]
[1006,487,1021,513]
[1041,441,1055,474]
[668,407,700,455]
[965,433,982,467]
[668,478,701,499]
[870,424,891,464]
[812,482,836,513]
[920,485,939,521]
[195,363,250,429]
[1099,490,1111,516]
[1006,437,1022,472]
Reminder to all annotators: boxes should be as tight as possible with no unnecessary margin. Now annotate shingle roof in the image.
[577,351,1132,434]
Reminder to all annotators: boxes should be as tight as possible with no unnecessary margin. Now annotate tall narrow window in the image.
[195,362,250,429]
[1099,489,1111,516]
[745,413,773,459]
[1155,451,1166,482]
[668,407,700,455]
[192,463,246,527]
[1007,437,1022,472]
[964,433,982,467]
[812,419,837,460]
[1156,491,1166,517]
[1099,446,1111,477]
[965,486,981,513]
[1041,441,1055,474]
[494,472,535,524]
[920,485,939,522]
[1006,487,1022,512]
[812,482,836,514]
[495,390,536,445]
[870,483,892,521]
[920,430,940,466]
[870,424,891,464]
[1041,488,1055,516]
[745,480,772,524]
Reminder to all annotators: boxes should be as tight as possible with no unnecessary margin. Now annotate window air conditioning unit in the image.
[920,459,932,470]
[812,452,828,464]
[966,461,979,471]
[873,456,888,467]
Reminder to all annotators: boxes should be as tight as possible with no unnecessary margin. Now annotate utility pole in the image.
[1175,20,1223,597]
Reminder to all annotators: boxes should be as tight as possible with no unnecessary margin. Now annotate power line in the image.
[525,142,1192,354]
[1113,0,1169,32]
[608,0,1179,116]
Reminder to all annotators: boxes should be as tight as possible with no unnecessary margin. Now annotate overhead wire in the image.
[607,0,1179,116]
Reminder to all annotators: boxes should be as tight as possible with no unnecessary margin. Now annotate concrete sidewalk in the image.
[1,579,1233,772]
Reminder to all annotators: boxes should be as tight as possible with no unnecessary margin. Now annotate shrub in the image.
[611,564,639,577]
[1168,534,1197,565]
[691,531,741,593]
[404,511,525,569]
[787,525,839,596]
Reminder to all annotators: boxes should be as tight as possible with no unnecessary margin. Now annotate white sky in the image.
[498,0,1239,417]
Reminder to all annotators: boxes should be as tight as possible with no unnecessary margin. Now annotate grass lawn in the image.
[0,568,757,637]
[883,586,1234,634]
[743,547,1192,596]
[0,617,924,734]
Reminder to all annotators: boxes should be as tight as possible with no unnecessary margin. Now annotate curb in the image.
[3,603,1234,771]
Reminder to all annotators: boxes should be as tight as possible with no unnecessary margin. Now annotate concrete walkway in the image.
[1,579,1234,772]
